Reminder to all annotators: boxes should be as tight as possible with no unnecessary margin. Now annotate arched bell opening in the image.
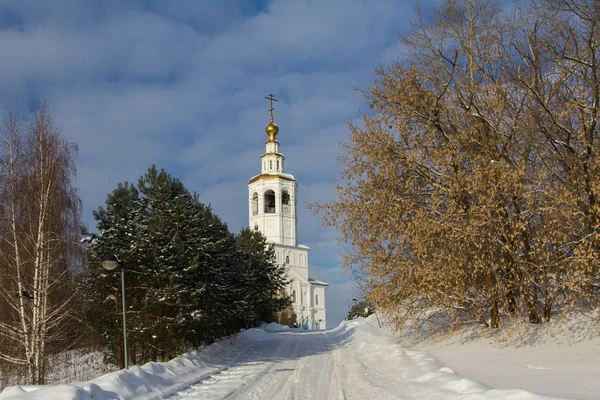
[264,189,276,213]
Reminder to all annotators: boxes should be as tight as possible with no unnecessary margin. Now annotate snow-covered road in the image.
[167,319,561,400]
[169,328,344,399]
[0,316,568,399]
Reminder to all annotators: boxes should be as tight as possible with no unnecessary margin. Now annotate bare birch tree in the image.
[0,103,83,384]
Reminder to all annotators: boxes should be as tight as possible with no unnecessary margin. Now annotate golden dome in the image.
[265,122,279,141]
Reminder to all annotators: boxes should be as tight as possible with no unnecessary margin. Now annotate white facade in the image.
[248,118,327,330]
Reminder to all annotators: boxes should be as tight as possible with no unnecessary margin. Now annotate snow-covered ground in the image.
[414,309,600,400]
[0,313,598,399]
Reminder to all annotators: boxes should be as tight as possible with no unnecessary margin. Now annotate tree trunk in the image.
[543,291,552,322]
[505,265,518,315]
[525,287,541,324]
[486,271,500,328]
[490,298,500,329]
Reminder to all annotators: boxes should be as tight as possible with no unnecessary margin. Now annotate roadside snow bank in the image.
[0,328,262,400]
[262,322,290,332]
[330,315,566,400]
[406,309,600,400]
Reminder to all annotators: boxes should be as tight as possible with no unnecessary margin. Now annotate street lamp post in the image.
[101,254,128,369]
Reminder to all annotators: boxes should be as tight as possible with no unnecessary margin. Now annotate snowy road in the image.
[167,319,561,400]
[169,329,345,399]
[0,317,567,399]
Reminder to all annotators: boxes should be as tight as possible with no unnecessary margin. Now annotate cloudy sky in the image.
[0,0,426,327]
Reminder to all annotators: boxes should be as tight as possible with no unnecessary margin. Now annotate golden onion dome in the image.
[265,122,279,141]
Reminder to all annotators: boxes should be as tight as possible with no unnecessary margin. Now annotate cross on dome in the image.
[265,93,278,122]
[264,93,279,141]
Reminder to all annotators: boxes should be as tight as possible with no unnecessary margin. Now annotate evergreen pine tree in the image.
[82,182,140,367]
[83,165,294,362]
[236,228,289,323]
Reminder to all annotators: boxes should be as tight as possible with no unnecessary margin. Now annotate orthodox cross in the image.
[265,93,278,122]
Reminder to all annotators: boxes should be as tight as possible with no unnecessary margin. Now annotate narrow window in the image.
[251,192,258,215]
[270,160,273,170]
[277,160,280,170]
[315,295,319,306]
[291,290,296,303]
[285,255,290,264]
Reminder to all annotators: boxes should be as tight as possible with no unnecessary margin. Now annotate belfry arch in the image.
[264,189,275,213]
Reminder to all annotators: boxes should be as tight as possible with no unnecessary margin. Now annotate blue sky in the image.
[0,0,424,327]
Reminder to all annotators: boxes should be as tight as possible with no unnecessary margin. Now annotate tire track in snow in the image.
[169,331,301,399]
[170,330,340,400]
[244,333,304,399]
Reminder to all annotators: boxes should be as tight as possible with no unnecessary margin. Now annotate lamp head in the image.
[101,254,122,271]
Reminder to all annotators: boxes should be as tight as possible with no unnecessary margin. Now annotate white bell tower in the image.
[247,94,328,330]
[248,94,298,246]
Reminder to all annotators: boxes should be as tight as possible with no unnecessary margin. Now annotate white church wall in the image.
[311,285,327,329]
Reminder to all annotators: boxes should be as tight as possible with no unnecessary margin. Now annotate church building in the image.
[247,94,328,330]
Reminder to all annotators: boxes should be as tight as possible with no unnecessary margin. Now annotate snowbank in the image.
[412,308,600,400]
[327,315,565,400]
[0,329,262,400]
[262,322,290,332]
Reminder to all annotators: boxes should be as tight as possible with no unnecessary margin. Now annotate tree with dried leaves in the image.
[315,0,600,332]
[0,103,83,384]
